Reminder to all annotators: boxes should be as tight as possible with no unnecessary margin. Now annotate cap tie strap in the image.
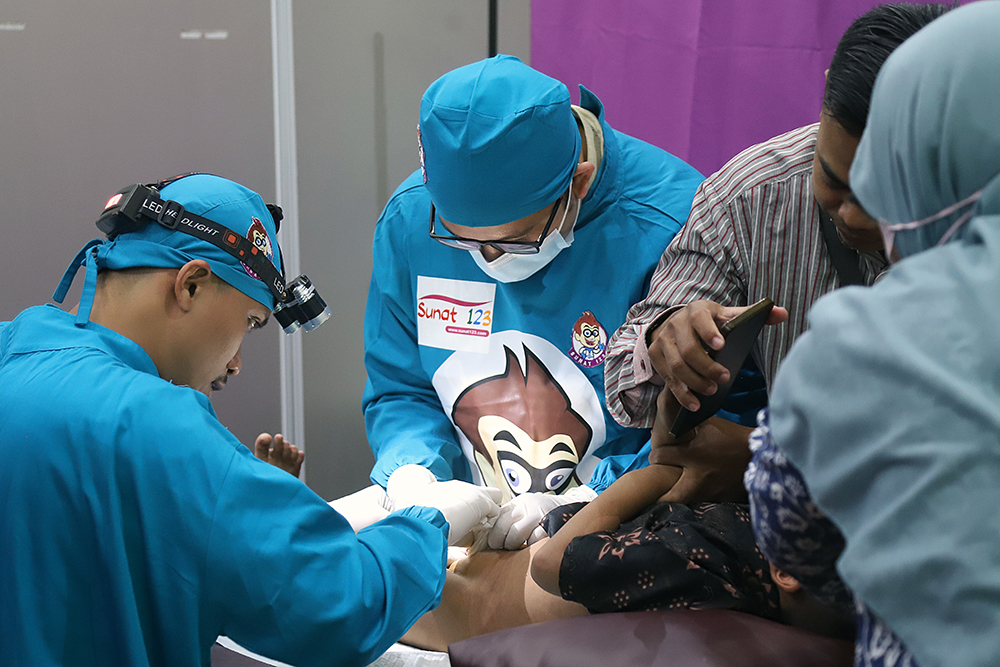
[52,239,109,326]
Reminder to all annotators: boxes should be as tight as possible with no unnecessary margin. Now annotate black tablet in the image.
[668,298,774,437]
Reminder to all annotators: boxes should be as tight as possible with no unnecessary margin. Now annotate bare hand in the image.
[647,390,752,504]
[254,432,305,478]
[648,300,787,410]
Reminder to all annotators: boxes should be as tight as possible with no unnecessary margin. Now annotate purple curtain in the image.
[531,0,950,177]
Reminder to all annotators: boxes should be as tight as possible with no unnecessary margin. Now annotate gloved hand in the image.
[487,485,599,550]
[327,484,393,532]
[387,465,503,545]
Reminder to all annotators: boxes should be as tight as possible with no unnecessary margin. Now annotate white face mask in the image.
[471,190,580,283]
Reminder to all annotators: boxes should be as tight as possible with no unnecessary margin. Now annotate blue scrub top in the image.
[0,305,448,667]
[363,88,705,498]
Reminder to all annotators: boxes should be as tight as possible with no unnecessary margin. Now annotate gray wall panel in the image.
[0,0,530,500]
[0,1,280,451]
[293,1,530,499]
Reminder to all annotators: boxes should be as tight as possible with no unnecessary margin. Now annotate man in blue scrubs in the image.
[363,55,706,550]
[0,174,499,667]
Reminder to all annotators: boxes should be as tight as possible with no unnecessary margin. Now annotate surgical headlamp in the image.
[95,175,330,334]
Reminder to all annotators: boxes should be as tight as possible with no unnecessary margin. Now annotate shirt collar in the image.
[5,304,160,378]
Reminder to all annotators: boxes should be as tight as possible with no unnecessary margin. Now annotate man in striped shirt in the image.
[604,3,950,503]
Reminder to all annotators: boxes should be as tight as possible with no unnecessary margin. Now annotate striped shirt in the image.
[605,124,886,428]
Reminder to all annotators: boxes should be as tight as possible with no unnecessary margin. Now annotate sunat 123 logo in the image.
[418,293,492,338]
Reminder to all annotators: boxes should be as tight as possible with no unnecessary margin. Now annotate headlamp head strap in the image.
[96,182,288,303]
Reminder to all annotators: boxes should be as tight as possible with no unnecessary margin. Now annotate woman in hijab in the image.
[746,3,1000,666]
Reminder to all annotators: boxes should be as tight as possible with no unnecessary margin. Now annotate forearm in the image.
[606,220,741,427]
[364,379,468,485]
[605,300,673,428]
[364,240,464,484]
[532,465,681,595]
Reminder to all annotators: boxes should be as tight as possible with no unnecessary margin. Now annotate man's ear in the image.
[769,562,803,594]
[173,260,214,313]
[572,162,596,200]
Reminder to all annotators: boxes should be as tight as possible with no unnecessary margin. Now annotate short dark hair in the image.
[824,3,952,136]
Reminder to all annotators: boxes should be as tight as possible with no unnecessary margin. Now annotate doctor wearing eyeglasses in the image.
[362,54,705,551]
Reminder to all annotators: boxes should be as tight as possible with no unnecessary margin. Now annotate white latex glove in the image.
[387,465,503,545]
[487,485,599,550]
[327,484,392,532]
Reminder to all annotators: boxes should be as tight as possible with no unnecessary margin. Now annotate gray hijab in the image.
[769,3,1000,665]
[850,0,1000,259]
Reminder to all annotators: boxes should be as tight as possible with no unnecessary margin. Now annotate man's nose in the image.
[227,345,243,376]
[839,199,873,230]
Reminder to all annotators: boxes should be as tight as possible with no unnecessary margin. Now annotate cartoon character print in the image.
[452,345,593,503]
[242,216,274,280]
[569,311,607,368]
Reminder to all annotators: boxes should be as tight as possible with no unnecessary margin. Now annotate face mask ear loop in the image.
[53,239,103,305]
[937,208,977,247]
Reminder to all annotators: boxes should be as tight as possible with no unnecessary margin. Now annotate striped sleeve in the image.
[606,125,843,427]
[604,169,747,427]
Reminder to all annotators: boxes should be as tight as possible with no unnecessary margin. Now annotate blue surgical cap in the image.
[418,54,581,228]
[54,174,282,324]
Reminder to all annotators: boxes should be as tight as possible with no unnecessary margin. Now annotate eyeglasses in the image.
[429,195,563,255]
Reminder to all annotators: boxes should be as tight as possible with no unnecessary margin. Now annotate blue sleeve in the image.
[207,447,449,667]
[362,195,472,487]
[586,440,652,495]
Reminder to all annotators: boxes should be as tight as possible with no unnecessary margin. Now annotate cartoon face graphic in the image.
[242,217,274,280]
[574,314,603,350]
[569,311,608,368]
[452,345,592,502]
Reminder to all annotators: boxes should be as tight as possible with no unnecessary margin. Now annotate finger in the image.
[503,521,531,551]
[648,434,695,465]
[660,360,702,412]
[254,433,272,461]
[661,319,725,394]
[505,511,539,550]
[526,524,548,546]
[658,471,700,504]
[488,504,518,550]
[767,305,789,325]
[655,385,686,426]
[687,303,730,352]
[653,330,718,404]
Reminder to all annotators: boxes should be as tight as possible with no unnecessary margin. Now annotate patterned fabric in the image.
[605,124,887,428]
[745,410,852,612]
[544,501,780,620]
[855,600,920,667]
[746,409,919,667]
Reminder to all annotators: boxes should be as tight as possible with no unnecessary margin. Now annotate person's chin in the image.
[836,226,881,253]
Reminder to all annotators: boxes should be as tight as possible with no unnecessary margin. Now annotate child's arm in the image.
[530,464,681,596]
